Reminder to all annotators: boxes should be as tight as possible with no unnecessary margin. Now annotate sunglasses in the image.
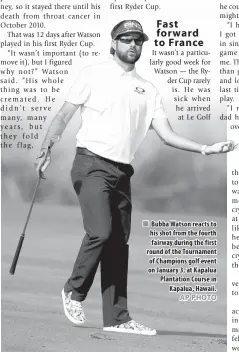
[118,37,144,46]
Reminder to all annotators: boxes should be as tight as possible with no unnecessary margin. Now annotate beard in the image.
[116,48,141,64]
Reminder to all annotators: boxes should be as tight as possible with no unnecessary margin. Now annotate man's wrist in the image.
[41,139,55,151]
[39,147,50,156]
[36,149,47,159]
[37,146,52,159]
[201,145,213,155]
[201,144,208,155]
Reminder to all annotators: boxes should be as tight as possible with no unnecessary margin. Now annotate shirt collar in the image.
[108,57,136,77]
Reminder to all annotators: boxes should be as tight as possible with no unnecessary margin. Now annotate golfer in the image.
[35,20,236,336]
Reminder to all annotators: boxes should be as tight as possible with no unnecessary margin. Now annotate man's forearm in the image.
[152,118,236,155]
[41,113,68,150]
[41,102,79,150]
[152,118,214,154]
[162,131,204,153]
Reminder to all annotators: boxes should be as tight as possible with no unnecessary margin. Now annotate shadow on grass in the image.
[157,330,226,339]
[73,325,226,339]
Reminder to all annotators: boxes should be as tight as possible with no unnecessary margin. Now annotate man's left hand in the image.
[206,141,238,155]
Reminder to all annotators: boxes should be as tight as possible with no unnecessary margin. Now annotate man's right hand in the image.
[35,148,51,179]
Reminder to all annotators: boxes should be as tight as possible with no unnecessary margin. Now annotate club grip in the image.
[9,234,25,275]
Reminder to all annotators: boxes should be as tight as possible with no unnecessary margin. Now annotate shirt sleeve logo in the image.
[134,87,145,94]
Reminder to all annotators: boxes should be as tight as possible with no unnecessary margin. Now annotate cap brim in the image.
[115,29,149,41]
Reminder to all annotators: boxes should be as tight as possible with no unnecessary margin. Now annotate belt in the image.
[76,147,134,177]
[76,147,129,169]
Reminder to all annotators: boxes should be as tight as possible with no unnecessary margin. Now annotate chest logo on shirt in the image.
[134,87,145,95]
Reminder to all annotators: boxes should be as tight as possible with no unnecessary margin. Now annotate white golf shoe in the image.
[103,320,157,335]
[61,289,86,325]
